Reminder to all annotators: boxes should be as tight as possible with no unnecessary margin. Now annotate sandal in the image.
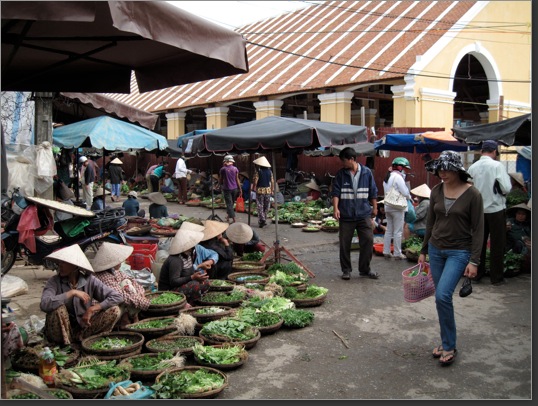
[432,345,443,358]
[439,349,457,366]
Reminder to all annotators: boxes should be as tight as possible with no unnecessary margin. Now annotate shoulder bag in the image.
[384,177,407,209]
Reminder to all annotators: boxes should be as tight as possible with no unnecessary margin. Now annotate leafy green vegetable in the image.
[233,308,281,327]
[286,284,328,299]
[150,292,184,305]
[280,309,314,328]
[193,343,244,365]
[200,319,257,341]
[241,252,264,261]
[152,368,225,398]
[125,352,175,371]
[130,318,175,329]
[89,337,132,350]
[147,337,201,352]
[200,291,245,303]
[242,296,295,313]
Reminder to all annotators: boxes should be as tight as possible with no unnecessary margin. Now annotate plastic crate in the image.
[127,243,158,270]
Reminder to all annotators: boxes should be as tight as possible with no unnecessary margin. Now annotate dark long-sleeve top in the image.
[412,199,430,230]
[158,245,218,291]
[420,183,484,266]
[40,272,123,327]
[108,164,124,184]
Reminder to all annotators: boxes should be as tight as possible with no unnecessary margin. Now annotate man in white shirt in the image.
[173,153,193,204]
[467,140,512,286]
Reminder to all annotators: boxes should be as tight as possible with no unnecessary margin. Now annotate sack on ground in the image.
[402,262,435,302]
[384,185,407,209]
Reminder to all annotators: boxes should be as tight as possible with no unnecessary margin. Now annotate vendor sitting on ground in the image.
[304,179,321,201]
[506,203,531,255]
[122,190,145,218]
[40,244,123,345]
[158,228,218,304]
[405,184,431,238]
[89,242,151,329]
[148,192,169,219]
[161,172,176,194]
[90,187,112,211]
[199,219,234,280]
[225,222,266,257]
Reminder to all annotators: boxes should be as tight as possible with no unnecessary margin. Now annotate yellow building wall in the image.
[397,1,531,128]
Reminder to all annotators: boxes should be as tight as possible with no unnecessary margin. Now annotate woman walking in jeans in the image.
[219,155,241,223]
[418,151,484,366]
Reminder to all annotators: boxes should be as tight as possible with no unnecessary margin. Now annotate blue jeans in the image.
[428,242,471,352]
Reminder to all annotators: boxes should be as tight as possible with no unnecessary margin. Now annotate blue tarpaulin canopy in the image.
[374,133,474,153]
[53,116,168,152]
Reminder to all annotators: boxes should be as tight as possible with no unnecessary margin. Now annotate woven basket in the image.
[143,291,187,316]
[231,261,266,273]
[291,294,328,308]
[227,271,270,285]
[146,335,204,355]
[179,306,233,322]
[207,279,235,292]
[402,263,435,303]
[155,366,228,399]
[54,383,113,400]
[81,332,145,357]
[193,343,249,370]
[256,313,284,336]
[118,352,177,382]
[11,346,80,374]
[82,346,142,361]
[123,316,178,340]
[199,328,261,350]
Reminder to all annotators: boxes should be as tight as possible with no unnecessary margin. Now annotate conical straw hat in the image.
[45,244,94,273]
[410,184,431,199]
[305,180,320,192]
[225,222,253,244]
[94,187,111,197]
[180,221,205,233]
[201,219,229,241]
[253,156,271,168]
[169,229,205,255]
[89,242,134,272]
[148,192,167,205]
[509,172,525,188]
[110,158,123,165]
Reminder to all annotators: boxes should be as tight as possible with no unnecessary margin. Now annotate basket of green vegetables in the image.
[227,271,270,285]
[179,306,233,323]
[153,366,228,399]
[192,342,248,370]
[198,318,261,350]
[119,351,181,382]
[81,332,145,357]
[123,316,178,339]
[145,335,204,356]
[142,291,187,316]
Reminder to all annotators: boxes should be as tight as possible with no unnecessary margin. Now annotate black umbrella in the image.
[1,1,249,93]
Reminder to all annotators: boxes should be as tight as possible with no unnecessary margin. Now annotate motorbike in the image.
[1,189,128,276]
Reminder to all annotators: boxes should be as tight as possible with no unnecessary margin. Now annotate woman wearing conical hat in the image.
[406,184,431,238]
[158,227,218,304]
[40,244,123,345]
[251,155,274,229]
[199,219,233,280]
[90,242,151,328]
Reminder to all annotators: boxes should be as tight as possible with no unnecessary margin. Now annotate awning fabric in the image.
[452,114,531,146]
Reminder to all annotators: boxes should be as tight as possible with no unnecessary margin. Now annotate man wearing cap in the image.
[468,140,512,285]
[173,152,194,204]
[219,155,241,223]
[79,156,95,208]
[107,157,124,202]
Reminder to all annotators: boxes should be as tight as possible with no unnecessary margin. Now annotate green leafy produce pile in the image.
[241,252,264,261]
[269,270,308,286]
[129,318,175,329]
[123,352,175,371]
[10,392,42,399]
[193,306,228,315]
[233,308,282,327]
[200,291,245,303]
[235,274,265,282]
[150,292,184,305]
[241,296,295,313]
[200,319,257,341]
[279,309,315,328]
[148,337,201,352]
[209,280,234,287]
[192,343,245,365]
[283,285,328,300]
[55,359,130,390]
[266,262,308,278]
[89,337,133,350]
[152,368,225,398]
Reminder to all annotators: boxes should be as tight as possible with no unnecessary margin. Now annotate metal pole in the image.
[272,151,279,244]
[34,92,54,199]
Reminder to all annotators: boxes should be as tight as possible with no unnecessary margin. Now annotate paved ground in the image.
[3,198,532,400]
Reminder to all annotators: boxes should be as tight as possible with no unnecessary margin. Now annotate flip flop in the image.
[439,349,457,366]
[432,345,443,358]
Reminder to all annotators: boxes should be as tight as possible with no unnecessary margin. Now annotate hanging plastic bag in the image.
[235,196,245,212]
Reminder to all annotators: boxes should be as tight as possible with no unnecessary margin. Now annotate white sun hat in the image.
[201,219,229,241]
[127,190,138,198]
[223,154,235,162]
[410,184,431,199]
[90,242,134,272]
[169,229,205,255]
[45,244,94,273]
[225,222,254,244]
[252,156,271,168]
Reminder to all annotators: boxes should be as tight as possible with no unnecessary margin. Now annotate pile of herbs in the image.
[241,252,264,262]
[266,262,308,279]
[241,296,295,314]
[283,285,328,300]
[192,343,245,365]
[235,274,266,282]
[279,309,315,328]
[55,359,130,390]
[122,351,175,371]
[233,307,282,328]
[147,337,201,352]
[200,319,257,341]
[129,318,175,330]
[268,269,308,286]
[200,291,245,303]
[193,306,228,315]
[150,292,184,305]
[208,280,234,287]
[89,336,134,351]
[152,368,225,398]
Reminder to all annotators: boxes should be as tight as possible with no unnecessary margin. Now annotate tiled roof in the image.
[104,0,476,113]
